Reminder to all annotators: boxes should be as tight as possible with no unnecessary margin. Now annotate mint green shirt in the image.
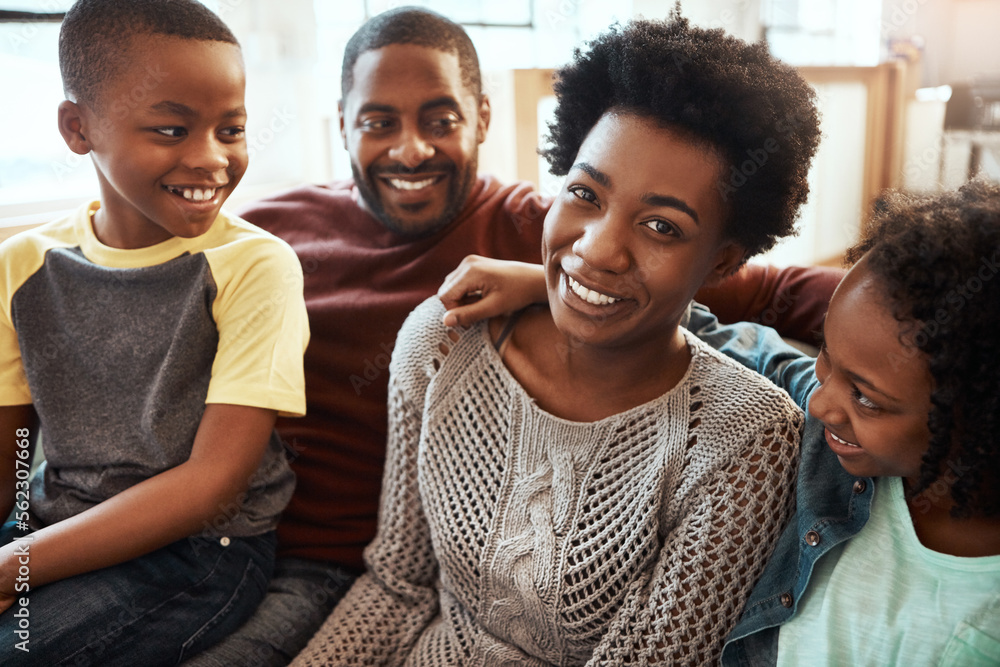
[776,476,1000,666]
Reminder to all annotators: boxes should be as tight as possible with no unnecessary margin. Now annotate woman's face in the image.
[808,258,934,481]
[542,111,743,351]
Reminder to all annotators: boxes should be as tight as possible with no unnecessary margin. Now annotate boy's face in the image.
[75,35,247,249]
[339,43,489,237]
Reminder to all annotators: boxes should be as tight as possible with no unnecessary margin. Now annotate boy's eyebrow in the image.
[571,161,700,223]
[149,101,246,118]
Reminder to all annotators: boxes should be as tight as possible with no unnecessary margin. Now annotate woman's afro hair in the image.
[541,13,821,259]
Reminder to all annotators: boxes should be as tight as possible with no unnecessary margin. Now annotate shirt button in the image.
[805,530,821,547]
[780,593,794,608]
[220,536,231,547]
[853,480,867,494]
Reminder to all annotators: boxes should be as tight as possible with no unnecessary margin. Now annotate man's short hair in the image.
[340,7,481,100]
[59,0,239,108]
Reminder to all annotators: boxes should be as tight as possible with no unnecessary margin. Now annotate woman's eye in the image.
[568,185,597,204]
[641,219,679,236]
[154,127,186,138]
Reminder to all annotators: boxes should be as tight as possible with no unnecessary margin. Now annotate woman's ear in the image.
[702,241,747,288]
[58,100,92,155]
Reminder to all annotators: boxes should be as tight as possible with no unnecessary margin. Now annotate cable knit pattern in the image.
[293,298,802,666]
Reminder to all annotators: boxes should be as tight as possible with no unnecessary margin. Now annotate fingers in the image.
[437,255,488,309]
[442,293,506,328]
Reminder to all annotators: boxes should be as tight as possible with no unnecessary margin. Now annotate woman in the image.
[293,14,821,666]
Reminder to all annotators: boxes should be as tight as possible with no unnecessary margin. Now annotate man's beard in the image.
[351,158,477,238]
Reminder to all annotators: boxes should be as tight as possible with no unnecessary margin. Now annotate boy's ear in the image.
[58,100,91,155]
[702,241,747,289]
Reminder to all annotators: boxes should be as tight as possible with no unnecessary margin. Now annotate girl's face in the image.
[542,112,743,351]
[808,257,934,481]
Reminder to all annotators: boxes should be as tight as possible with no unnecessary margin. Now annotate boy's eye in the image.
[568,185,598,204]
[154,127,186,138]
[220,126,246,139]
[641,219,679,237]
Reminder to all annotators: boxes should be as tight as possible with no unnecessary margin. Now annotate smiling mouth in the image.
[567,275,620,305]
[164,186,220,202]
[381,175,444,192]
[828,429,861,448]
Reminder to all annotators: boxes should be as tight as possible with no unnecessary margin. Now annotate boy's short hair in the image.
[340,6,481,100]
[846,179,1000,518]
[540,14,821,259]
[59,0,239,108]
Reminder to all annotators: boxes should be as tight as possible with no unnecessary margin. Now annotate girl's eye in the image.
[154,127,186,138]
[852,387,880,411]
[568,185,597,204]
[641,219,679,236]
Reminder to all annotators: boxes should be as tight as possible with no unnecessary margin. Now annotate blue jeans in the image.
[0,522,276,666]
[180,556,358,666]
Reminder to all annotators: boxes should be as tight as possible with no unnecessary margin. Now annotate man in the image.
[185,9,549,666]
[187,7,842,665]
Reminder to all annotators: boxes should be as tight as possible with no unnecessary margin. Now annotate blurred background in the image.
[2,0,999,266]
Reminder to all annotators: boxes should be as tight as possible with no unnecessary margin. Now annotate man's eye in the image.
[428,117,458,128]
[154,127,186,138]
[361,119,393,131]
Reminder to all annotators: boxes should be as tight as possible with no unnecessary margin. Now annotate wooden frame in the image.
[798,61,907,221]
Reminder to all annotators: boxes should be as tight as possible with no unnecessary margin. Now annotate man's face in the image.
[339,43,490,237]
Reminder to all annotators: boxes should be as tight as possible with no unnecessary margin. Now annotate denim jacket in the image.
[685,304,875,666]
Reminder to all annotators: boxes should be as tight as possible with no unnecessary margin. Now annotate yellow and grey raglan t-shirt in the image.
[0,201,308,537]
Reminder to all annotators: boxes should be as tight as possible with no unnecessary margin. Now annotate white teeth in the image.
[567,275,618,305]
[172,187,217,202]
[388,177,435,191]
[829,431,860,448]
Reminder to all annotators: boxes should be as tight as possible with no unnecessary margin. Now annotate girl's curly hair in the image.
[846,179,1000,517]
[539,13,821,259]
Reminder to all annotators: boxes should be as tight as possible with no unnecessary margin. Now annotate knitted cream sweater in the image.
[293,299,802,666]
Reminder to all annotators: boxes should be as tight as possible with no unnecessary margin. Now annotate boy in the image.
[0,1,308,664]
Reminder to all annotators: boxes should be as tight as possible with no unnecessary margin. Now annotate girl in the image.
[444,180,1000,665]
[292,14,821,666]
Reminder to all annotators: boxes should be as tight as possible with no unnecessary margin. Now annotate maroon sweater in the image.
[240,176,548,569]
